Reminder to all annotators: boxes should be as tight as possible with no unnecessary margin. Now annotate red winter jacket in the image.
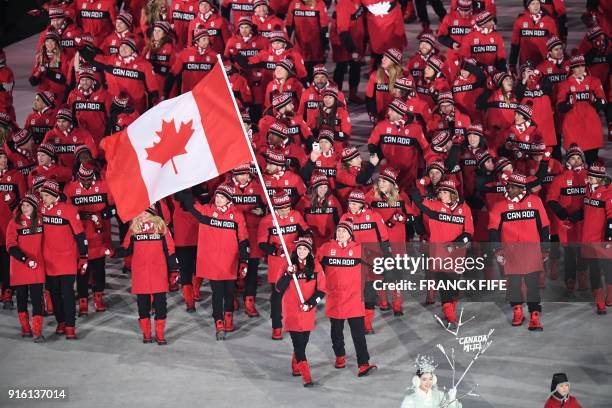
[170,46,218,95]
[92,53,159,114]
[546,167,587,244]
[516,79,556,147]
[67,86,111,145]
[169,0,199,49]
[510,12,558,68]
[317,238,364,319]
[247,47,307,93]
[230,177,266,258]
[42,127,98,170]
[76,0,117,46]
[365,189,418,243]
[286,0,329,62]
[544,395,582,408]
[488,193,549,275]
[6,215,46,286]
[100,31,144,56]
[0,170,27,246]
[170,196,199,247]
[192,202,249,280]
[121,224,178,294]
[64,179,115,259]
[262,169,307,204]
[557,74,606,151]
[224,34,268,104]
[459,28,506,70]
[581,183,612,259]
[277,259,326,331]
[187,13,231,54]
[365,71,394,119]
[30,54,70,102]
[251,15,285,39]
[221,0,257,22]
[330,0,366,62]
[3,142,36,176]
[146,42,177,99]
[37,22,83,60]
[297,193,342,248]
[258,209,310,283]
[298,83,346,124]
[264,77,304,108]
[41,201,87,276]
[437,10,472,49]
[482,90,519,149]
[27,164,72,188]
[23,108,57,145]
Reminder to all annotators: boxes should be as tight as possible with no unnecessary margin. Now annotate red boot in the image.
[65,326,77,339]
[334,356,346,369]
[93,292,107,312]
[442,302,457,329]
[224,312,235,332]
[391,290,403,316]
[358,363,377,377]
[78,297,88,317]
[32,315,45,343]
[55,322,66,335]
[298,361,313,387]
[291,354,300,376]
[169,271,179,292]
[364,309,375,334]
[244,296,259,317]
[577,271,588,290]
[182,285,196,313]
[511,305,524,326]
[43,290,54,316]
[593,289,607,315]
[138,318,153,343]
[215,319,226,340]
[606,284,612,307]
[2,288,13,309]
[272,328,283,340]
[377,290,389,310]
[528,311,543,331]
[155,319,167,345]
[18,311,32,337]
[192,276,203,301]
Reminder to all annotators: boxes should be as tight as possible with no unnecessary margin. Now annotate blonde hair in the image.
[374,182,399,206]
[376,63,402,94]
[143,0,167,28]
[130,213,168,235]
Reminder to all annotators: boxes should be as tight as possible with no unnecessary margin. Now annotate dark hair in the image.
[14,202,40,229]
[290,251,315,275]
[309,186,330,211]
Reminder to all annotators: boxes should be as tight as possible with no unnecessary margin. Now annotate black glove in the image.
[259,242,278,256]
[174,189,195,210]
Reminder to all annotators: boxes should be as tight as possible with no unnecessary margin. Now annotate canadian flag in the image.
[101,58,252,221]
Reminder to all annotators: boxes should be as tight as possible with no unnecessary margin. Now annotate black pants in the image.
[437,273,458,304]
[587,259,612,289]
[136,293,167,320]
[333,61,362,91]
[508,272,541,312]
[16,283,44,315]
[176,246,197,286]
[244,258,259,298]
[364,280,376,310]
[330,317,370,365]
[0,246,10,292]
[47,275,76,327]
[290,331,311,362]
[584,149,599,166]
[76,257,106,298]
[270,284,283,328]
[414,0,446,25]
[210,279,235,321]
[249,104,263,125]
[564,246,580,283]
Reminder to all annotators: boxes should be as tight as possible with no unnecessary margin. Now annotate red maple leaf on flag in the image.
[145,119,194,174]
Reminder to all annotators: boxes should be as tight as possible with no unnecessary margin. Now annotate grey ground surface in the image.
[0,1,610,407]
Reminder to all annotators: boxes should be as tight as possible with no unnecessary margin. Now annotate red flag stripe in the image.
[192,64,252,175]
[100,129,150,221]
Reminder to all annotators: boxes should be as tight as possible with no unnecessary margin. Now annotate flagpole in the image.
[216,55,305,304]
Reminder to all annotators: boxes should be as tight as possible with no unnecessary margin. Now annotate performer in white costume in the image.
[400,355,462,408]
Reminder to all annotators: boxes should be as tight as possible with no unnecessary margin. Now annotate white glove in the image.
[447,387,457,402]
[27,260,37,269]
[300,303,310,312]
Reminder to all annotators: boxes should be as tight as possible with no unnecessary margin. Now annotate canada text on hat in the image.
[74,144,92,159]
[317,128,335,143]
[474,149,492,167]
[276,59,295,75]
[495,156,512,173]
[77,162,96,180]
[337,218,354,237]
[341,146,360,162]
[515,103,533,120]
[193,27,210,42]
[310,171,329,189]
[379,166,399,185]
[507,172,528,187]
[569,54,585,69]
[120,37,138,53]
[418,33,437,49]
[389,98,408,116]
[237,15,255,28]
[268,31,288,44]
[45,30,61,44]
[457,0,472,10]
[265,149,286,166]
[272,190,291,208]
[13,128,33,147]
[431,130,451,148]
[384,48,403,65]
[436,91,454,107]
[587,160,607,178]
[475,11,494,26]
[493,71,510,88]
[215,183,235,201]
[153,21,172,35]
[272,92,292,110]
[21,193,40,210]
[294,236,313,252]
[117,11,134,30]
[232,162,252,175]
[436,179,458,195]
[546,36,563,52]
[322,86,339,99]
[564,143,584,161]
[347,189,365,204]
[268,121,289,138]
[48,7,65,19]
[56,108,73,122]
[427,55,444,73]
[40,180,61,197]
[78,66,96,81]
[395,77,414,91]
[427,161,446,174]
[313,64,328,77]
[32,175,47,189]
[587,25,604,41]
[0,112,11,127]
[467,123,484,137]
